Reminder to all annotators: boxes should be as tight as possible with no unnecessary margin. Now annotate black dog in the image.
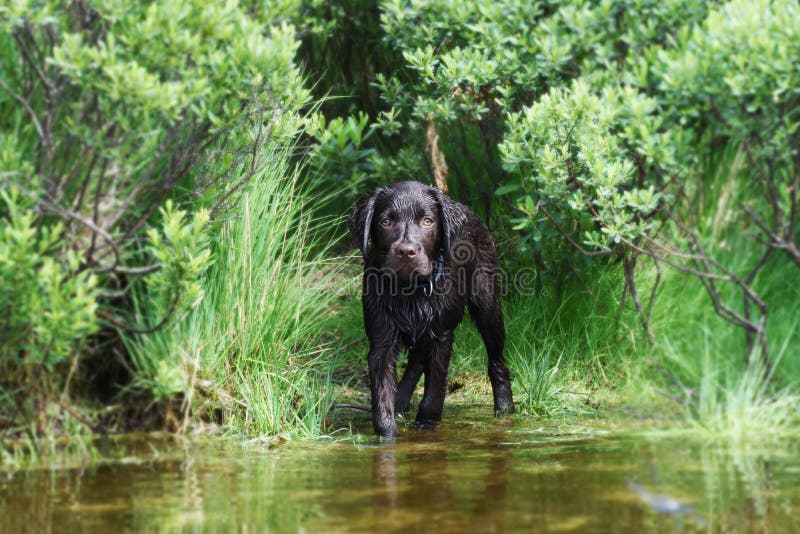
[348,181,514,437]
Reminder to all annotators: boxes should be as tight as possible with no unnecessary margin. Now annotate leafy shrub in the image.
[0,187,99,443]
[371,0,709,202]
[500,80,684,256]
[308,111,376,196]
[142,202,212,324]
[0,1,312,438]
[499,0,799,361]
[0,188,98,369]
[651,0,800,270]
[297,0,798,371]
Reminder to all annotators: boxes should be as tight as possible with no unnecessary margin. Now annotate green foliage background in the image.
[1,0,798,453]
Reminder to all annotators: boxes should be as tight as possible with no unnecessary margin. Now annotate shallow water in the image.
[2,406,799,532]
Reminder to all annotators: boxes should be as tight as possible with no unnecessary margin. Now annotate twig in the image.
[33,383,107,435]
[536,203,619,257]
[0,78,45,142]
[99,293,180,335]
[333,403,371,412]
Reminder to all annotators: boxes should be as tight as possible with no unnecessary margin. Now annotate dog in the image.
[348,181,514,437]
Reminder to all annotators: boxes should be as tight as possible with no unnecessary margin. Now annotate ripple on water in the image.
[1,406,799,533]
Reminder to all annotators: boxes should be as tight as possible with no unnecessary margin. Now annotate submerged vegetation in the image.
[1,0,799,463]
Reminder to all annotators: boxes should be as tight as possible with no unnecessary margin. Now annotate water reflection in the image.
[368,430,511,532]
[1,410,798,532]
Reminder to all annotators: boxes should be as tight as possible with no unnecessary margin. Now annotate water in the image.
[2,406,799,532]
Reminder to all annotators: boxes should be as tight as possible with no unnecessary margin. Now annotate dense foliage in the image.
[304,0,799,363]
[1,0,310,441]
[1,0,798,450]
[298,0,800,435]
[502,0,800,358]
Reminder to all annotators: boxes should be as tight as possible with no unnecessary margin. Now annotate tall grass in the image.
[445,262,637,415]
[124,149,339,438]
[444,146,800,436]
[119,143,799,441]
[507,347,564,416]
[638,147,800,439]
[644,262,800,440]
[663,328,800,444]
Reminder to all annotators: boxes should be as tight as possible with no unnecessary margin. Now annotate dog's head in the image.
[348,181,465,281]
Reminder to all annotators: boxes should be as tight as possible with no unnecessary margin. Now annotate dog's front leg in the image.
[395,346,424,413]
[416,333,454,425]
[367,342,400,437]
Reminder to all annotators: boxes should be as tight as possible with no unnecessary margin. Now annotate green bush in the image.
[497,0,799,361]
[3,0,799,447]
[500,80,684,256]
[372,0,708,200]
[652,0,800,263]
[295,0,800,422]
[0,188,98,369]
[0,1,312,439]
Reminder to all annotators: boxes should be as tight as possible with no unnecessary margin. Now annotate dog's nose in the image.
[395,243,418,258]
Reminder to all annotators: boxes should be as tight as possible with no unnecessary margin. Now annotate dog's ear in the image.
[348,192,377,259]
[430,187,466,261]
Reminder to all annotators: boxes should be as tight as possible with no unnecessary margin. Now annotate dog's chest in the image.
[381,293,439,341]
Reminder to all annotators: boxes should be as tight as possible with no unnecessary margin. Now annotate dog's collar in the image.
[417,252,445,297]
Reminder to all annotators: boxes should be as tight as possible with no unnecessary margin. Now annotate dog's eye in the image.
[422,217,434,227]
[379,217,392,228]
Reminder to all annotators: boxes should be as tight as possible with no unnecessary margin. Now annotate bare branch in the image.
[623,251,653,340]
[99,293,180,335]
[0,78,45,143]
[12,31,55,93]
[645,255,662,323]
[788,174,798,242]
[743,205,800,268]
[536,203,619,258]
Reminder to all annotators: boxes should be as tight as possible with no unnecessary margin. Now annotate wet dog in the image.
[348,181,514,437]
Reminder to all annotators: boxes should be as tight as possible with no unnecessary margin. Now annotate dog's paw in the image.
[494,403,516,417]
[395,398,413,413]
